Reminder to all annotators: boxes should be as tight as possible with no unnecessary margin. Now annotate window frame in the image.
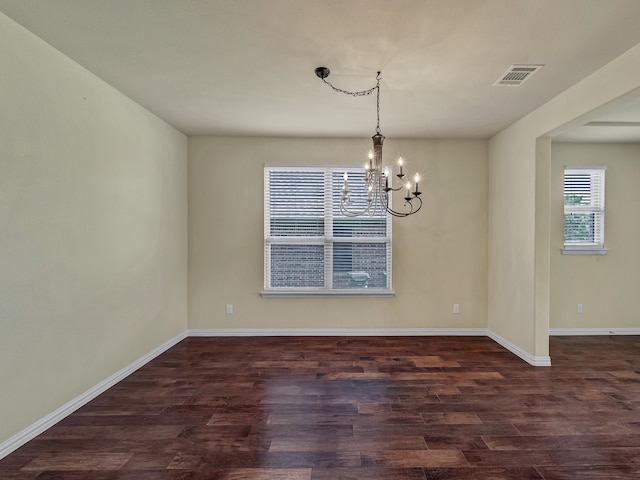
[262,165,394,297]
[562,166,607,255]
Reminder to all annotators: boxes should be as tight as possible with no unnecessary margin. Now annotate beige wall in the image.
[488,125,538,353]
[550,142,640,329]
[0,14,188,443]
[489,42,640,359]
[188,136,488,331]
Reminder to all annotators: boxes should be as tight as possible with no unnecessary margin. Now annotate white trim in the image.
[564,165,607,171]
[260,290,395,298]
[188,328,489,337]
[561,248,608,255]
[0,331,187,461]
[550,328,640,336]
[487,331,552,367]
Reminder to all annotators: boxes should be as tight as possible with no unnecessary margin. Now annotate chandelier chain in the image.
[321,72,381,133]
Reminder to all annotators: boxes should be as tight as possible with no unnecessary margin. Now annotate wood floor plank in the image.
[21,453,132,471]
[536,465,640,479]
[269,435,427,452]
[2,335,640,479]
[208,469,312,480]
[311,467,427,479]
[422,466,545,479]
[361,449,468,468]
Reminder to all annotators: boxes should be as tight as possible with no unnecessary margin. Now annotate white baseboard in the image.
[550,328,640,336]
[0,331,187,461]
[487,331,552,367]
[188,328,489,337]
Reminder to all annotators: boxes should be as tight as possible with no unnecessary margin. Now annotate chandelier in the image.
[314,66,422,218]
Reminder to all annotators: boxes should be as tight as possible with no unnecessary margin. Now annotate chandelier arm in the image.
[340,202,373,217]
[385,196,423,218]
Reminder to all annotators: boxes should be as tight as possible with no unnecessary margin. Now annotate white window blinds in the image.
[563,166,606,250]
[264,166,392,294]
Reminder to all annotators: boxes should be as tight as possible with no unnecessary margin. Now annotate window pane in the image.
[270,218,324,236]
[333,218,387,237]
[269,244,324,288]
[332,242,389,289]
[564,213,595,243]
[564,174,592,206]
[269,170,324,236]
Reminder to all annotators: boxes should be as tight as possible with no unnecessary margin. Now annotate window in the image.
[563,166,606,254]
[263,165,393,296]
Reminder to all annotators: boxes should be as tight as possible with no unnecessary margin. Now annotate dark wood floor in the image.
[2,335,640,479]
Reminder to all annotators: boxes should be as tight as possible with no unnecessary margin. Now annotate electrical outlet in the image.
[226,304,233,315]
[577,304,583,314]
[453,304,460,314]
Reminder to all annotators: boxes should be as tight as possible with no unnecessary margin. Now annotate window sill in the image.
[261,289,395,298]
[561,248,608,255]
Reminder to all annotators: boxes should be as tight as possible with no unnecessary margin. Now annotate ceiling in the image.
[3,0,640,140]
[553,95,640,143]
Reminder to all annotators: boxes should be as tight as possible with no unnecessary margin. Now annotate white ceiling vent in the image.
[494,65,544,86]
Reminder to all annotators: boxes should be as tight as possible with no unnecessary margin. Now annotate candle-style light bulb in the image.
[398,157,404,176]
[414,174,420,194]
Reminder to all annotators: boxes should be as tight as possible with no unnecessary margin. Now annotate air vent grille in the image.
[494,64,544,86]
